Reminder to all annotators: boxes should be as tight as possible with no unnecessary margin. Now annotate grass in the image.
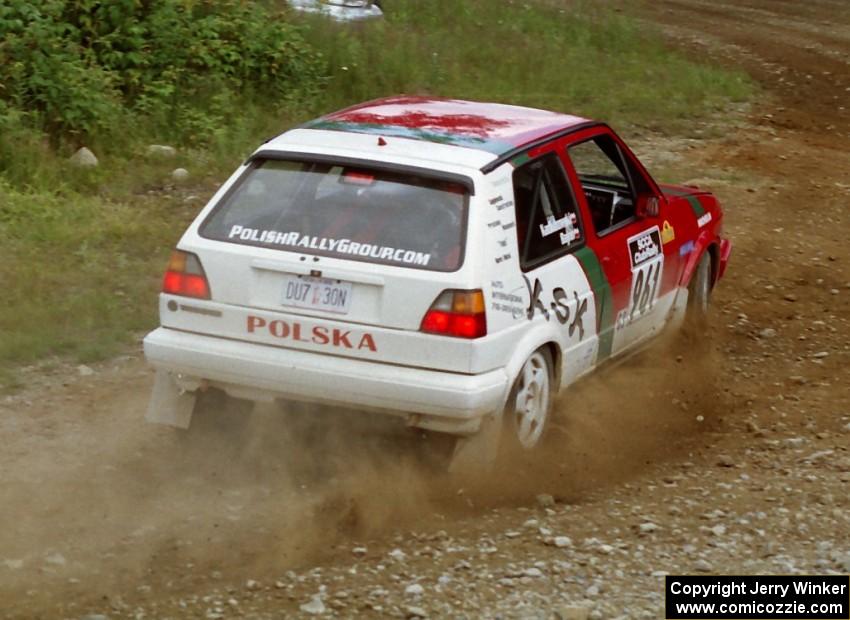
[302,0,751,129]
[0,0,753,389]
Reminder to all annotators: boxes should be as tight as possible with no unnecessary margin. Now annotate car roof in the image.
[264,96,594,170]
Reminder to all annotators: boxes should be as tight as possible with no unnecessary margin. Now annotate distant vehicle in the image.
[143,96,731,467]
[287,0,383,22]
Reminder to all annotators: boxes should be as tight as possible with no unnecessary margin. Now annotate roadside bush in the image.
[0,0,326,147]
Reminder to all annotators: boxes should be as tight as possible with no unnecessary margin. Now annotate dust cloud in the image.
[0,334,721,613]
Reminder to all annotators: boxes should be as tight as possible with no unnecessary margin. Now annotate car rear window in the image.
[200,159,470,271]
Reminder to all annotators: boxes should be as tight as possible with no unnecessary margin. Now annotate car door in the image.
[511,149,600,386]
[561,128,682,356]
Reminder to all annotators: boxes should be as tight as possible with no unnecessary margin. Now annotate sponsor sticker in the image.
[697,212,713,228]
[661,220,676,244]
[628,226,663,268]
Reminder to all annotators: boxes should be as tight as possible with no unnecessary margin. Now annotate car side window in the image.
[513,153,583,270]
[568,135,642,235]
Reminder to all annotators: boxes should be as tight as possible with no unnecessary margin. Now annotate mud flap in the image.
[448,408,503,475]
[145,370,195,429]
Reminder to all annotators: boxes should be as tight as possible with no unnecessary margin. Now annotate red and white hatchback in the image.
[144,96,731,463]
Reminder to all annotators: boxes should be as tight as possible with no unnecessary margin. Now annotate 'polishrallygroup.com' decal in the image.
[228,226,432,267]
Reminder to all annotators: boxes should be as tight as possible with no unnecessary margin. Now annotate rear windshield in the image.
[200,159,470,271]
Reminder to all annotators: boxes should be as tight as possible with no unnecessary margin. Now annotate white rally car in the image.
[144,96,730,464]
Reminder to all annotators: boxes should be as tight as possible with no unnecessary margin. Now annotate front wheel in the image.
[687,252,712,326]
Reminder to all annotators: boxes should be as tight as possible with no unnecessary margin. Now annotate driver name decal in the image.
[539,213,580,246]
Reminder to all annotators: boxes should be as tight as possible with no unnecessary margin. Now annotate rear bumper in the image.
[143,327,509,434]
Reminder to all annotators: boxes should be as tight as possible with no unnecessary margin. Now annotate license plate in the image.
[281,275,352,314]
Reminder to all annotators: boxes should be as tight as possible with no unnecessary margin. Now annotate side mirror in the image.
[636,195,661,219]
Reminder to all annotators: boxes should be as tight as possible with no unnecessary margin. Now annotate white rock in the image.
[77,364,95,377]
[639,522,660,534]
[245,579,260,590]
[299,594,325,615]
[536,494,556,508]
[554,536,573,548]
[758,328,777,339]
[172,168,189,181]
[69,147,98,167]
[710,524,726,536]
[405,583,424,596]
[148,144,177,158]
[352,547,368,557]
[405,605,428,618]
[716,454,736,467]
[555,606,590,620]
[388,548,407,562]
[695,559,713,572]
[523,567,544,578]
[45,552,67,566]
[3,559,23,570]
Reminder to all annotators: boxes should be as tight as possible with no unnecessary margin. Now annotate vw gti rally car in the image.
[144,96,731,463]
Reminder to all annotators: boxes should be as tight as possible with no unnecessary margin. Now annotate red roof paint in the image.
[304,96,591,155]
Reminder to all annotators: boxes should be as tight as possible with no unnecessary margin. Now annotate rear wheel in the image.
[447,348,555,475]
[506,349,553,452]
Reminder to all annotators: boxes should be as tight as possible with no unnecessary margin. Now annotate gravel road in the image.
[1,1,848,618]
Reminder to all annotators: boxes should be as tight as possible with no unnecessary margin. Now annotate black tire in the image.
[686,251,712,327]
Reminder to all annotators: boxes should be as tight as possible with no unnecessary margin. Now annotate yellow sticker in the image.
[661,220,676,244]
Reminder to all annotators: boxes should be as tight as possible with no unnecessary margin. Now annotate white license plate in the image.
[281,275,352,314]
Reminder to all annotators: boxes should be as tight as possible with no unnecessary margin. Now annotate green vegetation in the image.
[0,0,752,387]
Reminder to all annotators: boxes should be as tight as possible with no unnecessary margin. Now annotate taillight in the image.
[162,250,210,299]
[420,290,487,339]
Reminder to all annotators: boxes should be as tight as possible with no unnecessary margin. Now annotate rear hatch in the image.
[161,155,482,372]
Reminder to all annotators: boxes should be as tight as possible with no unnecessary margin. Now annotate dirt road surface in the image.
[2,1,848,618]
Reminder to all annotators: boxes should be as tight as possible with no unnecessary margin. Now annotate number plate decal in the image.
[618,226,664,329]
[281,276,353,314]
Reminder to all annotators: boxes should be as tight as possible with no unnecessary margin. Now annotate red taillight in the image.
[420,290,487,339]
[162,250,210,299]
